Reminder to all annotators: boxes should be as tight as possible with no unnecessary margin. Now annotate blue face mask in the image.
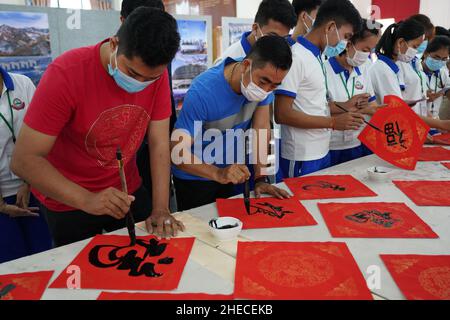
[425,56,446,72]
[324,26,348,58]
[108,49,155,93]
[416,40,428,58]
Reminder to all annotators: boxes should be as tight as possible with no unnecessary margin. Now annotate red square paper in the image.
[358,95,429,170]
[381,255,450,300]
[50,235,195,291]
[432,133,450,146]
[98,292,233,300]
[393,181,450,206]
[284,175,377,200]
[216,197,317,229]
[0,271,53,300]
[318,202,438,238]
[234,241,373,300]
[418,147,450,161]
[442,163,450,170]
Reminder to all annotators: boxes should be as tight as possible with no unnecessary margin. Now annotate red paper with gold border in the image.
[393,181,450,206]
[49,235,195,291]
[381,255,450,300]
[418,147,450,161]
[358,95,429,170]
[442,163,450,170]
[216,197,317,229]
[318,202,438,238]
[284,175,377,200]
[432,133,450,146]
[0,271,53,300]
[98,292,233,300]
[234,241,373,300]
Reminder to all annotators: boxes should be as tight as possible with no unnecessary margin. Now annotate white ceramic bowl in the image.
[208,217,243,241]
[367,166,394,182]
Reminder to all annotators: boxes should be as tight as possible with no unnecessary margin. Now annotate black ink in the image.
[209,219,239,230]
[385,121,407,149]
[88,238,174,278]
[0,282,16,299]
[302,181,346,192]
[345,210,400,228]
[249,202,294,219]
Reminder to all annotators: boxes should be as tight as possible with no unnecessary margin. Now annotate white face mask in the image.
[346,44,371,67]
[240,63,271,102]
[254,24,265,41]
[397,42,418,63]
[303,13,315,34]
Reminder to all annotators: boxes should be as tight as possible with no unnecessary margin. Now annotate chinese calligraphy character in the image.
[385,122,407,149]
[302,181,346,192]
[345,210,400,228]
[249,202,294,219]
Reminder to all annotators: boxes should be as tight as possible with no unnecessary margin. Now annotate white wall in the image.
[0,0,25,4]
[420,0,450,29]
[351,0,372,19]
[236,0,259,19]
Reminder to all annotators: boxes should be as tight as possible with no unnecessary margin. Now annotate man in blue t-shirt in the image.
[171,36,292,211]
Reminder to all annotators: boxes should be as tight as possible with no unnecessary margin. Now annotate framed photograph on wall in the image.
[221,17,253,54]
[172,15,213,111]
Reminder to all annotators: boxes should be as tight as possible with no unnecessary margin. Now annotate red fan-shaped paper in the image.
[318,202,438,238]
[442,162,450,170]
[234,241,373,300]
[393,181,450,206]
[358,95,430,170]
[0,271,53,300]
[381,255,450,300]
[98,292,233,300]
[418,147,450,161]
[49,235,194,291]
[216,197,317,229]
[432,133,450,146]
[284,175,377,200]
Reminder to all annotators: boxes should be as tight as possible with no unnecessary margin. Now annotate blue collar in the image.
[329,56,361,81]
[377,55,400,74]
[240,31,252,56]
[297,36,321,58]
[286,35,296,47]
[0,67,14,91]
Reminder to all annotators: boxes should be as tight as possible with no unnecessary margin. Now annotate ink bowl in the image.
[208,217,243,242]
[367,166,394,182]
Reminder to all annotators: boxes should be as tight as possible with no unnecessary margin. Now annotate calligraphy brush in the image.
[116,147,136,246]
[243,135,250,214]
[334,102,383,133]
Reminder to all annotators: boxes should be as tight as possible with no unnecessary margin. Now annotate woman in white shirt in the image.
[370,19,450,132]
[0,67,52,263]
[326,20,382,166]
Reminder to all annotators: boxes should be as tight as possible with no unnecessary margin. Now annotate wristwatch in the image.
[254,176,271,185]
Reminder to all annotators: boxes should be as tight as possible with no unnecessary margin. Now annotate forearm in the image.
[175,160,221,182]
[149,140,171,211]
[276,109,333,129]
[252,123,271,178]
[10,154,90,210]
[329,101,346,115]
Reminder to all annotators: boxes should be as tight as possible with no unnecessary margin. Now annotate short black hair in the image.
[314,0,362,33]
[254,0,297,30]
[425,36,450,54]
[246,35,293,71]
[376,18,425,59]
[117,7,180,67]
[435,26,450,38]
[292,0,322,16]
[409,14,434,35]
[121,0,165,18]
[351,19,383,43]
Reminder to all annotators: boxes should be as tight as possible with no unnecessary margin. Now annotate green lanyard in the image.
[338,73,355,100]
[316,56,329,97]
[414,69,425,96]
[0,90,16,143]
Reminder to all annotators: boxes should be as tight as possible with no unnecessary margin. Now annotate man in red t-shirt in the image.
[11,8,184,246]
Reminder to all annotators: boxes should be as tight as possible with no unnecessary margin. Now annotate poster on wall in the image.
[0,11,52,86]
[172,18,209,110]
[222,17,253,51]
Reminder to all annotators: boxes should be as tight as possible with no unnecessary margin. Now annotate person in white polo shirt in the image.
[215,0,296,65]
[274,0,365,179]
[326,20,382,166]
[0,67,52,263]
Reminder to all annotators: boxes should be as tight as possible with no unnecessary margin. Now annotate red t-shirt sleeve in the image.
[24,63,76,136]
[150,69,172,121]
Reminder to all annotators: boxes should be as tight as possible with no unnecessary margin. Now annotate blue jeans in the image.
[0,194,53,263]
